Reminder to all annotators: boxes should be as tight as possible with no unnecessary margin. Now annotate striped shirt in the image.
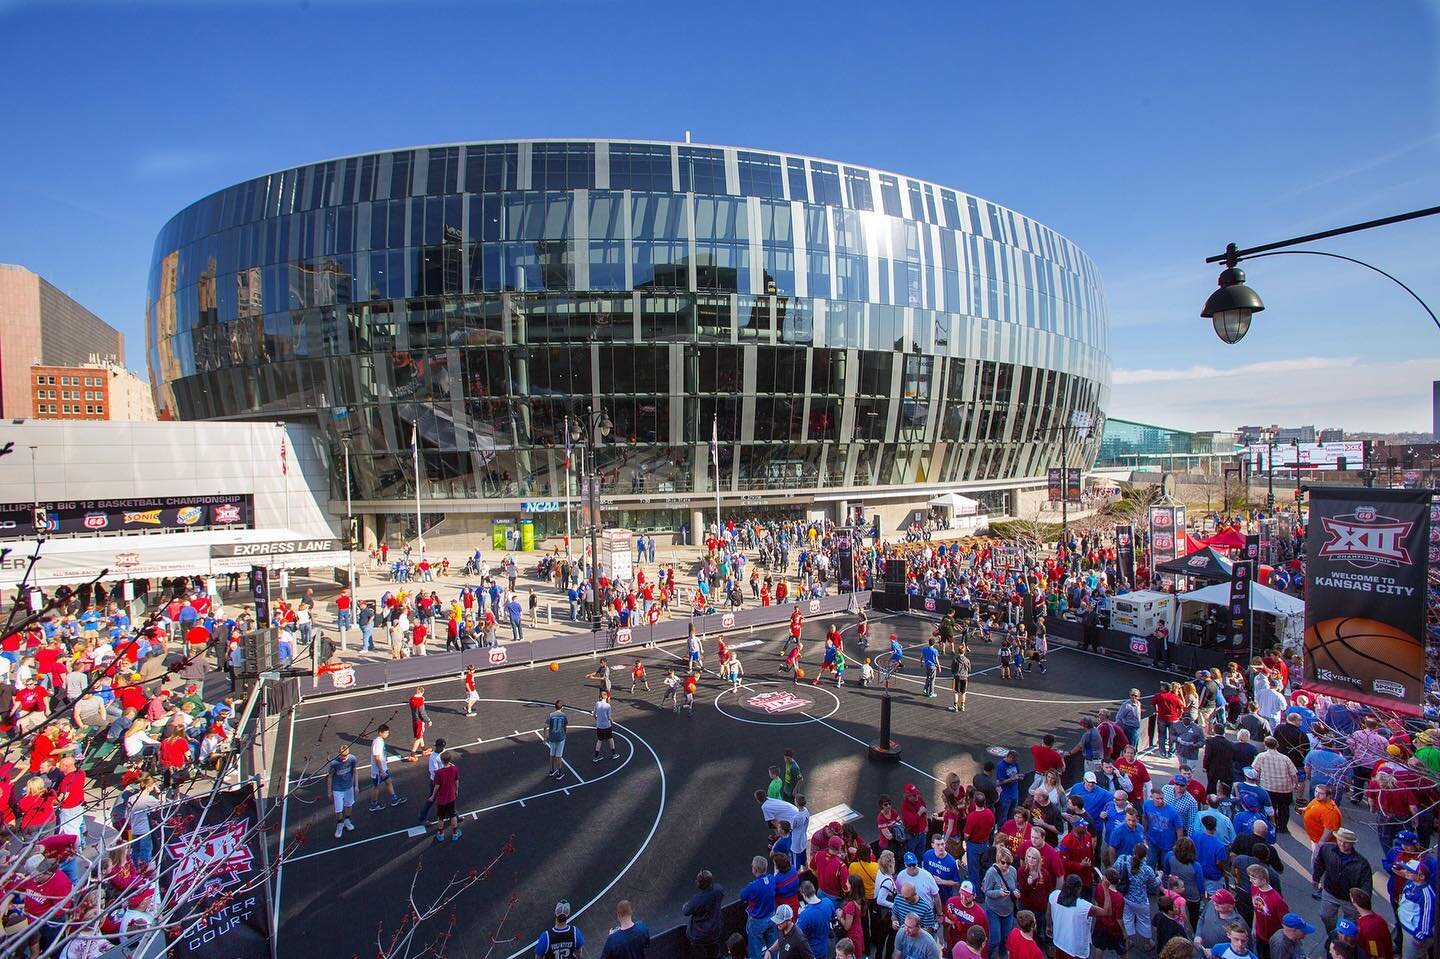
[891,894,937,932]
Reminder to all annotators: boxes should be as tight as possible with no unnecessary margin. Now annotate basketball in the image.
[1305,616,1424,696]
[684,679,697,693]
[548,661,559,672]
[795,668,805,679]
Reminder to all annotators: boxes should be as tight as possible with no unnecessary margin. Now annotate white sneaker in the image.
[344,819,355,832]
[334,823,345,839]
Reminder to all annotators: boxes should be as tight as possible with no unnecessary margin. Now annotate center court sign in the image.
[746,690,812,714]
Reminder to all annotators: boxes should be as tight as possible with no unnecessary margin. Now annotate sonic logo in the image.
[123,510,162,525]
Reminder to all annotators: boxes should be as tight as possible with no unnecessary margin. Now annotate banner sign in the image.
[211,538,340,558]
[1303,487,1432,713]
[1228,559,1254,654]
[1047,468,1062,503]
[520,501,563,513]
[1115,524,1136,586]
[0,494,253,540]
[1247,441,1364,471]
[1147,505,1185,582]
[1244,533,1260,563]
[834,532,855,591]
[1066,468,1083,504]
[163,782,271,959]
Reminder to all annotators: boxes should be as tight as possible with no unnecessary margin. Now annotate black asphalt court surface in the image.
[272,611,1166,959]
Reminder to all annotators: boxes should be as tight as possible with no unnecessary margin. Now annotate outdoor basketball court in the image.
[272,610,1173,959]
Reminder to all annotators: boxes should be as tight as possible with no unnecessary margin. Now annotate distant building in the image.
[1318,427,1345,444]
[27,356,156,422]
[1433,380,1439,439]
[0,264,126,418]
[1235,423,1316,445]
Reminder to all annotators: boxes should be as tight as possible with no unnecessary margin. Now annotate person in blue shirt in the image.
[740,855,778,959]
[1192,817,1231,895]
[1141,788,1182,868]
[598,900,649,959]
[1107,806,1145,863]
[1067,773,1112,832]
[995,751,1022,823]
[1231,793,1272,840]
[1303,741,1347,798]
[921,834,962,898]
[794,883,834,959]
[921,641,940,697]
[534,901,584,959]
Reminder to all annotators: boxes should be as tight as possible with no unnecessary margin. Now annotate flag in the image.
[279,438,287,476]
[564,417,572,470]
[710,414,719,467]
[410,423,418,461]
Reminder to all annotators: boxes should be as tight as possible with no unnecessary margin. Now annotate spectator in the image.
[683,871,725,959]
[600,900,650,959]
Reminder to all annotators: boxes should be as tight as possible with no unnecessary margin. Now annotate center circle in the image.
[714,681,841,726]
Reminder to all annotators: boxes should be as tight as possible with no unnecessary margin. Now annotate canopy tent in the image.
[927,493,980,517]
[1183,534,1209,555]
[1202,527,1247,551]
[1179,580,1303,618]
[1156,546,1234,582]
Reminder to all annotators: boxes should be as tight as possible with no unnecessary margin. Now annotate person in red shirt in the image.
[813,835,848,898]
[13,678,49,734]
[1151,683,1184,758]
[430,750,461,841]
[1247,862,1288,947]
[1114,745,1151,801]
[411,620,428,656]
[21,857,73,936]
[17,777,57,837]
[943,881,987,954]
[55,756,87,845]
[1059,821,1096,893]
[963,795,996,887]
[159,728,191,792]
[1030,735,1065,778]
[1005,910,1045,959]
[1349,889,1394,959]
[409,687,431,758]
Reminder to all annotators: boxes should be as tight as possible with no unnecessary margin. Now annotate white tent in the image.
[1179,580,1305,648]
[927,492,980,516]
[1179,581,1303,617]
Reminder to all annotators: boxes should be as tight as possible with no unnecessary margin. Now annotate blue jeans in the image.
[746,915,776,959]
[1121,723,1140,753]
[338,610,352,630]
[360,625,374,651]
[986,910,1014,959]
[1158,720,1180,756]
[510,621,523,643]
[997,795,1017,825]
[966,841,989,890]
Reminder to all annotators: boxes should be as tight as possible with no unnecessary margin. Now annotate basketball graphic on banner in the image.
[1305,617,1423,701]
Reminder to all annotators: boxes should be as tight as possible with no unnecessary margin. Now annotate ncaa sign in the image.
[616,627,632,645]
[487,647,507,666]
[808,600,820,613]
[923,597,937,611]
[721,613,735,628]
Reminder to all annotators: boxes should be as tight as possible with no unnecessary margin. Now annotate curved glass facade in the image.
[146,139,1110,519]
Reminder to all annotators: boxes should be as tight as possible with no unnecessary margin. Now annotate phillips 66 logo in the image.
[923,598,937,611]
[721,613,735,628]
[488,647,507,665]
[616,627,632,645]
[808,600,820,613]
[1150,509,1173,529]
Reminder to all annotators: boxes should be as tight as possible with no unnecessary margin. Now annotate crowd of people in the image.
[0,578,255,956]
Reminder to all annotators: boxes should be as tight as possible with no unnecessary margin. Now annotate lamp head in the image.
[1202,264,1264,344]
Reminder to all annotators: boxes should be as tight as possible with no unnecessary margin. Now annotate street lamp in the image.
[341,435,356,650]
[1034,423,1087,539]
[569,406,613,633]
[1201,206,1440,344]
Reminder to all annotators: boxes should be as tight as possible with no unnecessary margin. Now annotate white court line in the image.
[285,727,634,864]
[810,715,942,784]
[272,707,298,936]
[501,716,668,959]
[562,758,588,784]
[289,727,547,786]
[295,696,473,722]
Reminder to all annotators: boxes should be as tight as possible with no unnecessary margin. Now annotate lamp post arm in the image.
[1229,249,1439,334]
[1206,205,1440,264]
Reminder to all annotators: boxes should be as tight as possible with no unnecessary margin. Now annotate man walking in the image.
[949,645,971,713]
[780,750,804,805]
[594,691,619,762]
[463,665,480,717]
[507,594,525,643]
[430,750,461,842]
[921,640,939,699]
[1312,827,1371,932]
[369,724,406,811]
[327,743,358,839]
[416,737,448,825]
[547,701,569,780]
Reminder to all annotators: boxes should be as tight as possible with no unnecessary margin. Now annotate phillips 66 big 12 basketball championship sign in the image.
[1303,487,1432,714]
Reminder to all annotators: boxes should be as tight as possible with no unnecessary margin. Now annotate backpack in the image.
[110,788,137,833]
[889,816,908,845]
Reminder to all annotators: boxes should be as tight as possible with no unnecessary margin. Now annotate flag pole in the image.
[411,423,423,551]
[564,415,573,558]
[712,413,722,542]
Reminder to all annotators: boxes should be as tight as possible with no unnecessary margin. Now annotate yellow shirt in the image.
[849,860,879,899]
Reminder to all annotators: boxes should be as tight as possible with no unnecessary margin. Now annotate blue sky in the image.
[2,0,1437,432]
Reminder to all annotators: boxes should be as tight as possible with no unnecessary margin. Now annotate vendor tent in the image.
[1202,527,1247,551]
[927,493,980,516]
[1180,580,1303,618]
[1183,534,1209,555]
[1156,547,1233,582]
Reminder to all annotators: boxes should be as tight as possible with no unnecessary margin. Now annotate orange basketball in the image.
[684,679,697,693]
[1305,616,1424,697]
[795,668,805,679]
[548,661,559,672]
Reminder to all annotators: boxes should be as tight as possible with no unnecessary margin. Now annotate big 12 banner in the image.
[1115,524,1135,586]
[1303,487,1432,714]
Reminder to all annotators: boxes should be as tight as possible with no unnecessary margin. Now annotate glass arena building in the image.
[146,139,1110,541]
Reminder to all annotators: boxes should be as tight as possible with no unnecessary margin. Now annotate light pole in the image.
[569,406,613,634]
[342,436,356,651]
[1034,424,1086,540]
[1200,205,1440,344]
[1291,439,1301,505]
[1266,435,1276,511]
[27,446,40,539]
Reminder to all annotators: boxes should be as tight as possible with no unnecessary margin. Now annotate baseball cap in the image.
[554,900,572,918]
[1212,890,1236,906]
[1405,859,1426,873]
[1397,830,1420,844]
[1336,920,1358,937]
[1243,767,1259,780]
[903,852,918,866]
[828,836,844,851]
[772,905,795,925]
[959,881,975,894]
[1084,771,1097,782]
[1282,914,1315,934]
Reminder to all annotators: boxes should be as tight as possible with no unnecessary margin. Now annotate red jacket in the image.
[1152,691,1183,723]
